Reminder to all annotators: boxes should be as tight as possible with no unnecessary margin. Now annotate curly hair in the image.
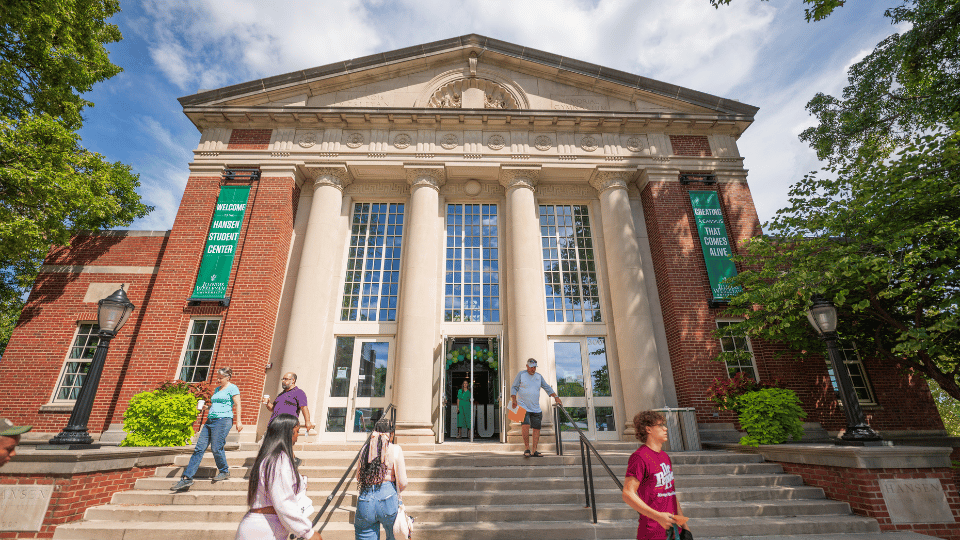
[357,417,394,492]
[632,410,665,443]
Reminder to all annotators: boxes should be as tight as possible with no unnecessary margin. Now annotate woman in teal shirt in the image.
[171,366,244,491]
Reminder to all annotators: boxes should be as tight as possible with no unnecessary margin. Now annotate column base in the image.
[395,422,435,444]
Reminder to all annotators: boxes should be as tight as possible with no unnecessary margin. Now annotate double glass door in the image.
[552,337,617,440]
[323,336,393,441]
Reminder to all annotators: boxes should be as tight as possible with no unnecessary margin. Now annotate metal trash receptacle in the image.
[653,407,701,451]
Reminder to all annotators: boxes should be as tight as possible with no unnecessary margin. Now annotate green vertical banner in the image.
[689,190,742,302]
[191,186,251,299]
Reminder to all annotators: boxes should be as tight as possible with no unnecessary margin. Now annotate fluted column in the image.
[280,166,352,412]
[499,167,549,435]
[590,168,666,434]
[394,166,445,442]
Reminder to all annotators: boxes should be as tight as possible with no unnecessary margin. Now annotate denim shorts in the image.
[522,411,543,430]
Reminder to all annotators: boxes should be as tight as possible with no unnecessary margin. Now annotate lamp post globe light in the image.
[50,286,135,445]
[806,295,882,445]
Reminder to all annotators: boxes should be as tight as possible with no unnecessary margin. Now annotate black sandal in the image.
[523,449,531,457]
[532,451,543,457]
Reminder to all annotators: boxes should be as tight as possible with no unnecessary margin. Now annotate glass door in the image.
[322,336,393,441]
[552,337,617,440]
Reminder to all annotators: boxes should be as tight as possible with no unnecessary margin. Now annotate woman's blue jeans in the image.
[182,416,232,478]
[354,482,399,540]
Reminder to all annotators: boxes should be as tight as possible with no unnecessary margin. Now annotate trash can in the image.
[653,407,701,451]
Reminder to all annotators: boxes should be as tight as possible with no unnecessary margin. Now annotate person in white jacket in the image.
[236,413,321,540]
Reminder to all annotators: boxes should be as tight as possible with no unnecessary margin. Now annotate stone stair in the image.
[53,440,938,540]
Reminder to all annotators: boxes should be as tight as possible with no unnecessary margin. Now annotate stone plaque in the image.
[0,483,54,531]
[879,478,955,524]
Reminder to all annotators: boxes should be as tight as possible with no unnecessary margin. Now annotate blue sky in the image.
[78,0,900,231]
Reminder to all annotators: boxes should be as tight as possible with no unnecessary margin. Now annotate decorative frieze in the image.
[534,135,553,151]
[536,183,596,199]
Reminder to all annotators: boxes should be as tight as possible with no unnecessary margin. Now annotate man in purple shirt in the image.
[262,372,315,431]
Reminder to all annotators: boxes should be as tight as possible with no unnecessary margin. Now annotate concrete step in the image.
[52,515,888,540]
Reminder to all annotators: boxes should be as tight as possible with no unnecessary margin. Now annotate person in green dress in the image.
[457,379,472,438]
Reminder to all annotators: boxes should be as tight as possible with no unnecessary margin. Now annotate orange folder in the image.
[507,403,526,423]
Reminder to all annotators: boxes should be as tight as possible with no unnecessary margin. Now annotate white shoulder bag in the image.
[392,499,414,539]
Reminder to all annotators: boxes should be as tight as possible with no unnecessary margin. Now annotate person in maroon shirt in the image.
[262,372,316,431]
[622,410,689,540]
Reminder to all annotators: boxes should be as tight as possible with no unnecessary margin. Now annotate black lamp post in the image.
[806,295,882,445]
[50,286,135,445]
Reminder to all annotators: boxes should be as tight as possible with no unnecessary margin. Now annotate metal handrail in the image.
[310,404,396,530]
[553,404,623,524]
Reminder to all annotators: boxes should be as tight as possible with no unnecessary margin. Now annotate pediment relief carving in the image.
[415,67,530,110]
[428,78,518,109]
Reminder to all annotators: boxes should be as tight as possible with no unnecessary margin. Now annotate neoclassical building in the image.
[0,35,943,444]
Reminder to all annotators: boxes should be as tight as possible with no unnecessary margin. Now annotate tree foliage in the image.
[709,0,849,22]
[715,0,960,401]
[0,0,151,353]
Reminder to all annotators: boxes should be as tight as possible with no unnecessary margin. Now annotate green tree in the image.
[712,0,960,400]
[0,0,151,353]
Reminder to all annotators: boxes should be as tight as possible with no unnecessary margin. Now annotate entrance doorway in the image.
[440,336,502,443]
[321,336,394,441]
[551,337,618,440]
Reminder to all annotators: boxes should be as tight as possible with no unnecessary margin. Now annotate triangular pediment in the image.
[179,34,757,119]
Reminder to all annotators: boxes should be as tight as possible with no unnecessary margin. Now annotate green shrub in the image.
[120,383,199,447]
[736,388,806,447]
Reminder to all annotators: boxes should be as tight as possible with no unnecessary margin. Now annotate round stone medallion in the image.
[534,135,552,151]
[464,180,482,196]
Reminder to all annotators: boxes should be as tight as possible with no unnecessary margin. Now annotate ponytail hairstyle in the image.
[357,416,395,492]
[247,413,300,506]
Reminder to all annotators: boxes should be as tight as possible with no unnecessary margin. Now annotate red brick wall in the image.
[639,178,941,432]
[0,171,297,434]
[227,129,272,150]
[0,465,158,539]
[641,179,761,424]
[117,173,295,429]
[0,234,167,433]
[778,461,960,539]
[669,135,711,157]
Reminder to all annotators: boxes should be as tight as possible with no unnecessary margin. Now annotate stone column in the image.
[279,166,352,415]
[589,168,666,435]
[499,167,549,436]
[394,166,445,442]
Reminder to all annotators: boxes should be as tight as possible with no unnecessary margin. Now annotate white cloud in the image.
[140,0,383,92]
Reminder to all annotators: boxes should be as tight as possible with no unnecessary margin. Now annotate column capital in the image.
[588,167,637,194]
[403,165,446,190]
[301,164,353,192]
[498,166,541,190]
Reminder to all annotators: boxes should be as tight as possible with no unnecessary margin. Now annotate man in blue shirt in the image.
[511,358,562,457]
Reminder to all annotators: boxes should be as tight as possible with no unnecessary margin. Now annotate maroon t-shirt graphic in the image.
[626,445,677,540]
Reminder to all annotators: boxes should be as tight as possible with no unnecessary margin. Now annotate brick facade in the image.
[778,461,960,539]
[669,135,712,157]
[227,129,272,150]
[0,465,159,539]
[640,177,943,432]
[0,170,297,436]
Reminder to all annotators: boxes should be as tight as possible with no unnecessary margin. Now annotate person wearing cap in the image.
[0,418,32,468]
[510,358,562,457]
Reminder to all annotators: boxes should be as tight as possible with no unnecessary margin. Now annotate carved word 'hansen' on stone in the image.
[0,484,54,532]
[878,478,955,524]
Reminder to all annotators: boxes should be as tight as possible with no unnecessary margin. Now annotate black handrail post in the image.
[586,439,597,524]
[579,438,590,509]
[554,405,563,456]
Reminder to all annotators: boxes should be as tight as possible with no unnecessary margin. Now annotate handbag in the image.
[667,524,693,540]
[392,499,414,539]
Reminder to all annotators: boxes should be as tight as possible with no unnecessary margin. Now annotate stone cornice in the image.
[588,168,637,194]
[499,166,541,190]
[403,165,446,190]
[302,164,353,191]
